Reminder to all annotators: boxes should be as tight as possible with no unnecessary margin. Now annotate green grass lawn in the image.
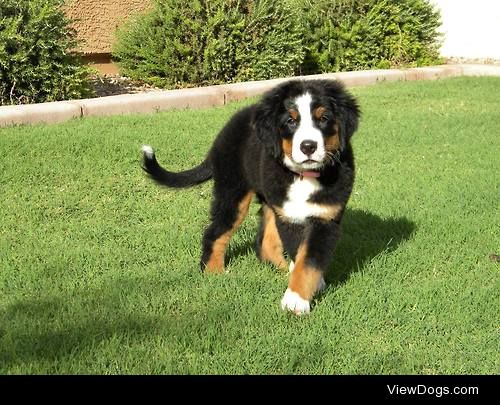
[0,76,498,374]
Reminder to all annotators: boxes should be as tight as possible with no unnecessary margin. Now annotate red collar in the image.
[291,170,321,180]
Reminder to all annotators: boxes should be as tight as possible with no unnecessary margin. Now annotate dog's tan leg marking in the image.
[288,243,324,301]
[205,233,231,273]
[205,192,254,273]
[281,242,324,314]
[260,205,287,270]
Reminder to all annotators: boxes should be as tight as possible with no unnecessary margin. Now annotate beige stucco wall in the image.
[64,0,151,54]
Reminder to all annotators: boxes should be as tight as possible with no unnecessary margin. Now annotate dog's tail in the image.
[141,145,213,188]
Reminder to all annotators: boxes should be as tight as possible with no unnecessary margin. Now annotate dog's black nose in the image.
[300,140,317,156]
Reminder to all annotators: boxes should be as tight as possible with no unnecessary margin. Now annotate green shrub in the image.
[294,0,443,74]
[232,0,305,82]
[0,0,93,105]
[113,0,304,88]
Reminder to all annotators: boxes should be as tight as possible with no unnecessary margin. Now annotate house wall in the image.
[64,0,151,54]
[431,0,500,60]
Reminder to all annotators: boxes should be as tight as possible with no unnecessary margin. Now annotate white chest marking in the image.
[280,177,329,223]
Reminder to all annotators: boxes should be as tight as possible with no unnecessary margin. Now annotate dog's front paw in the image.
[281,288,310,315]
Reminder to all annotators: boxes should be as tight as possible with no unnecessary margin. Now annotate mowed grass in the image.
[0,77,498,374]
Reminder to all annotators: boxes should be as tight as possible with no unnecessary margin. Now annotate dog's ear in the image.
[325,81,360,151]
[253,93,283,159]
[337,92,360,150]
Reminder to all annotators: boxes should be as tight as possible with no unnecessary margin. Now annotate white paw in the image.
[281,288,310,315]
[288,261,295,273]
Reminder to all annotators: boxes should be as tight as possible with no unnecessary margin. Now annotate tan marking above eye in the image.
[313,106,327,119]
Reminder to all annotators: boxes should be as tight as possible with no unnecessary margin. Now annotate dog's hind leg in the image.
[201,190,254,273]
[256,205,287,271]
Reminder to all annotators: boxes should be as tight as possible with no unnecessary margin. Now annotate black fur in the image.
[142,153,212,188]
[142,79,360,312]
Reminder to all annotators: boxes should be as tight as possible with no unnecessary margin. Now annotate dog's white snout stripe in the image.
[292,93,325,164]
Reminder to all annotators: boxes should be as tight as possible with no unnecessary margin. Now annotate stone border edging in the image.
[1,64,499,128]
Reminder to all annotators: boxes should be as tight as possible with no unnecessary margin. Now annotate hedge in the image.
[113,0,304,88]
[113,0,442,88]
[296,0,443,74]
[0,0,93,105]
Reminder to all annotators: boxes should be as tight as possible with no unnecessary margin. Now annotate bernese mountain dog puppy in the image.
[142,79,360,315]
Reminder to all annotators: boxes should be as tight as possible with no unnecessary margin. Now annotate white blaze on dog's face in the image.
[293,93,325,167]
[282,92,336,172]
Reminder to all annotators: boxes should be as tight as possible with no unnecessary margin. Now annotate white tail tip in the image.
[141,145,154,159]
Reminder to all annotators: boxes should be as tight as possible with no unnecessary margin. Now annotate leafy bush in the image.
[0,0,93,105]
[293,0,443,74]
[114,0,442,88]
[231,1,305,82]
[113,0,304,88]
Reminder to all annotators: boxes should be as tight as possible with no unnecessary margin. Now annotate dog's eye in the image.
[319,115,329,123]
[287,117,297,128]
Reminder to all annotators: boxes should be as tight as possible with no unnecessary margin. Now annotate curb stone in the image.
[1,64,499,128]
[0,101,82,127]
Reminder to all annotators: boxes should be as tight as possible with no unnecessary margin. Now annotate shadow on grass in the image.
[0,293,161,371]
[228,208,416,287]
[0,285,237,372]
[327,209,416,286]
